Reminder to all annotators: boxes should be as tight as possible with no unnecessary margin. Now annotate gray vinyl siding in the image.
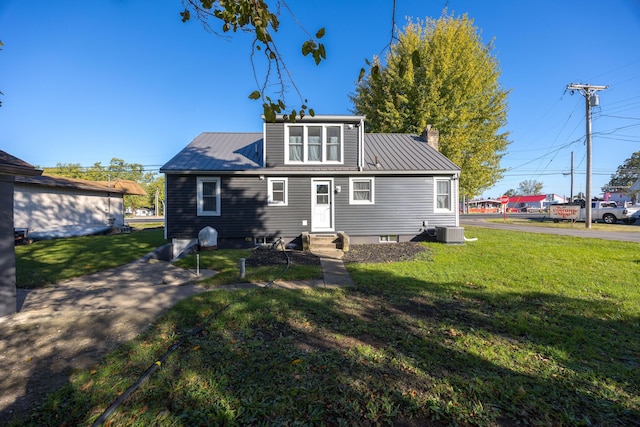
[264,122,284,167]
[166,173,456,242]
[335,175,457,235]
[264,122,359,168]
[166,174,314,240]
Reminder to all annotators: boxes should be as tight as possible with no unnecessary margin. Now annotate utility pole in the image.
[567,83,607,229]
[569,151,574,203]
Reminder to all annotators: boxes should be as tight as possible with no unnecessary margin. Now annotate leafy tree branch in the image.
[180,0,325,121]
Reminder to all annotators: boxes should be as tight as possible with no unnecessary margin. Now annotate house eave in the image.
[162,169,460,176]
[264,114,366,123]
[0,165,43,177]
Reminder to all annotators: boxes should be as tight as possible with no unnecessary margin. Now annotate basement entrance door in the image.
[311,179,333,232]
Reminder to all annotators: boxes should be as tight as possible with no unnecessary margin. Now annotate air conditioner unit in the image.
[435,226,465,244]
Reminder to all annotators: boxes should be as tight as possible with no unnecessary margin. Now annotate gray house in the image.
[161,115,461,251]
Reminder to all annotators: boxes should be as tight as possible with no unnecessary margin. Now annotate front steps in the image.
[302,232,350,259]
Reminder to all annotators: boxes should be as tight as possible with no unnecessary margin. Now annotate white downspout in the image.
[358,118,365,171]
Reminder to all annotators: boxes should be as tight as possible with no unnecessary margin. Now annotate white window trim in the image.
[197,176,221,216]
[434,178,453,212]
[349,177,375,205]
[267,177,288,206]
[284,124,344,165]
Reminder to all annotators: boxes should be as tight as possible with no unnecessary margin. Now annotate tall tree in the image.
[351,14,510,198]
[518,179,544,195]
[603,151,640,196]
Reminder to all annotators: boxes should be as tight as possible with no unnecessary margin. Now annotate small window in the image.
[349,177,375,204]
[326,126,341,161]
[435,179,452,212]
[307,126,323,162]
[288,126,304,162]
[197,177,221,216]
[379,235,398,243]
[268,178,288,206]
[254,236,275,247]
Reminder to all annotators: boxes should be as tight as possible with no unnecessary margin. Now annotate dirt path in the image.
[0,259,213,424]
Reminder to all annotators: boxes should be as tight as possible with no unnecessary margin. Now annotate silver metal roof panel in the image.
[161,133,263,172]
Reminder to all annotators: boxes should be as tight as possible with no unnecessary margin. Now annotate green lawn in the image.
[175,249,323,286]
[15,228,166,288]
[12,227,640,426]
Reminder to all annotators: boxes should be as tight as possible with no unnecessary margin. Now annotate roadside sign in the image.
[500,195,509,222]
[550,205,580,220]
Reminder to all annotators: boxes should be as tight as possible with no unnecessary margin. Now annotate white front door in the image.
[311,179,333,232]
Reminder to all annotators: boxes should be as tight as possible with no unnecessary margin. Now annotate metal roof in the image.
[161,133,263,172]
[161,131,459,174]
[363,134,460,173]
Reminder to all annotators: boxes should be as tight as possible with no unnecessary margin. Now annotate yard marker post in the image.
[500,195,509,223]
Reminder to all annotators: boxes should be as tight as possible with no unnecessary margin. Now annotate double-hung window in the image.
[349,177,375,204]
[435,178,452,211]
[288,126,304,161]
[268,178,288,206]
[285,124,343,164]
[197,177,221,216]
[307,127,322,161]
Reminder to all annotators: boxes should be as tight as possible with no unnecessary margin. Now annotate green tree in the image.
[351,14,510,198]
[145,175,165,215]
[45,158,149,212]
[603,151,640,198]
[504,188,518,197]
[518,179,544,195]
[44,162,85,179]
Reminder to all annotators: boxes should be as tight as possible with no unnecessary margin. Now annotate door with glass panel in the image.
[311,179,333,231]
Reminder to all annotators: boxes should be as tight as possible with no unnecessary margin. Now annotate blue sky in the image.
[1,0,639,198]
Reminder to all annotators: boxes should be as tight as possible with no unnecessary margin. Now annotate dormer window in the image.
[285,124,343,164]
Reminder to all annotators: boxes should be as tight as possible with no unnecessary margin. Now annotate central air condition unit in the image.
[435,226,465,244]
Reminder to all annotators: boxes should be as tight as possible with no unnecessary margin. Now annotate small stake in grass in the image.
[196,254,200,276]
[239,258,246,278]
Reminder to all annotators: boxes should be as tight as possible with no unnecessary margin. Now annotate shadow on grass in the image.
[12,266,640,426]
[15,229,166,288]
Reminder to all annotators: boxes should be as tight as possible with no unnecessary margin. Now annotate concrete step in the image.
[309,234,340,251]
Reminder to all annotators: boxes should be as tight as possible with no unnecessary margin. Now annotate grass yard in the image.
[175,248,323,286]
[12,227,640,426]
[15,228,166,288]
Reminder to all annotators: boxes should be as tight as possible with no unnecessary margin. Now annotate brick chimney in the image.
[421,125,439,151]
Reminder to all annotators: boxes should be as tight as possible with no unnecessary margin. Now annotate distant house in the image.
[161,115,461,251]
[467,199,502,213]
[14,175,146,232]
[0,150,41,317]
[506,194,568,212]
[605,189,636,206]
